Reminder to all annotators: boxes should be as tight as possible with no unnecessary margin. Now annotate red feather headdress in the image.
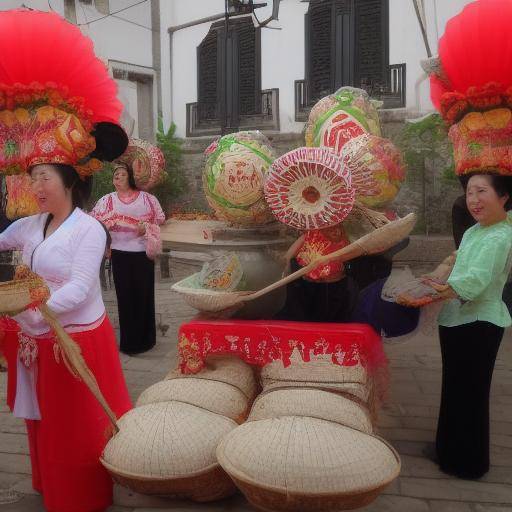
[0,9,127,177]
[427,0,512,176]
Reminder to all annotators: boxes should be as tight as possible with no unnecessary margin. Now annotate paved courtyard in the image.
[0,262,511,512]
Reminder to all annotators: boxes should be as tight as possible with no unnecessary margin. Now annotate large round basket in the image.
[101,402,237,502]
[248,389,372,434]
[171,273,252,313]
[216,416,401,512]
[167,355,258,400]
[136,377,251,423]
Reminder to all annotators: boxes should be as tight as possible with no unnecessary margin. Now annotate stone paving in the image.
[0,262,511,512]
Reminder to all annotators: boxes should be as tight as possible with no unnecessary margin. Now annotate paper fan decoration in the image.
[341,134,406,209]
[5,174,39,219]
[115,139,165,191]
[198,253,244,291]
[305,87,381,156]
[264,147,355,230]
[296,226,351,281]
[203,131,275,226]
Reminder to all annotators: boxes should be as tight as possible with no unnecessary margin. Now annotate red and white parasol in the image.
[264,147,355,230]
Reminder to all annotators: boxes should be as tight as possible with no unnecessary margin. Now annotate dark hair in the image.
[29,164,92,209]
[459,173,512,210]
[113,162,137,190]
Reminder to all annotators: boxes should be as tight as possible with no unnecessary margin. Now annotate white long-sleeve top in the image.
[91,191,165,252]
[0,208,107,336]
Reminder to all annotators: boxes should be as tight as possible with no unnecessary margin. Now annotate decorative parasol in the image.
[305,86,382,155]
[264,147,355,230]
[203,131,275,226]
[341,134,406,209]
[115,138,165,191]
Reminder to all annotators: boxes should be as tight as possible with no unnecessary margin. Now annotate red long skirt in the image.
[2,317,132,512]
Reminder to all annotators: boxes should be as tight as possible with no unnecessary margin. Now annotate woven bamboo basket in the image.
[261,352,368,386]
[171,273,253,313]
[217,416,401,512]
[101,402,237,501]
[167,355,258,400]
[261,380,371,405]
[136,378,250,423]
[248,389,372,434]
[172,213,416,313]
[0,268,49,315]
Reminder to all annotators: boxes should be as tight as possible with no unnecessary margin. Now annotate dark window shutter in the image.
[236,19,261,116]
[354,0,388,92]
[197,29,219,121]
[307,1,333,102]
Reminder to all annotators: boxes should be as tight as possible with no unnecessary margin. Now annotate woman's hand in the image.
[423,279,458,299]
[137,222,146,236]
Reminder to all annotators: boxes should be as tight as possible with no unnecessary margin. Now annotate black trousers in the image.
[436,322,504,478]
[111,249,156,355]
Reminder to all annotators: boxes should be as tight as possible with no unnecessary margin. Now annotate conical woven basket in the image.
[167,356,258,400]
[217,416,401,512]
[248,389,372,434]
[101,402,237,501]
[136,378,250,423]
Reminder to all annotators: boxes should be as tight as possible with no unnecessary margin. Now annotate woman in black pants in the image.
[92,161,165,355]
[430,173,512,478]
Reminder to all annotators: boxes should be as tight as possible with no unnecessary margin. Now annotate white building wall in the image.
[161,0,476,138]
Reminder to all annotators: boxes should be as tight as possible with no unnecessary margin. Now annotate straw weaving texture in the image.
[248,389,372,434]
[168,356,258,400]
[261,352,368,385]
[136,378,250,423]
[102,402,236,479]
[216,416,400,494]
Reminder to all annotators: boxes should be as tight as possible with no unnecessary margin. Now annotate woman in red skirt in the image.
[0,10,132,511]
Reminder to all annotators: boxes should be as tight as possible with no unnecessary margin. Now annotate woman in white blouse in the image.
[0,163,132,512]
[92,162,165,355]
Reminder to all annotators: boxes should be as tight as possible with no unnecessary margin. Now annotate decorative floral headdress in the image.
[426,0,512,177]
[113,139,165,191]
[0,9,128,179]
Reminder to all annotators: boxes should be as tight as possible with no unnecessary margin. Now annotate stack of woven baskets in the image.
[102,352,400,511]
[100,356,258,502]
[216,353,401,511]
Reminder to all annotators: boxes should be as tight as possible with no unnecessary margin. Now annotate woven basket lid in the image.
[261,380,371,405]
[167,355,258,400]
[136,378,249,422]
[115,138,165,191]
[217,417,400,495]
[261,351,368,386]
[264,147,355,230]
[249,389,372,434]
[102,402,236,480]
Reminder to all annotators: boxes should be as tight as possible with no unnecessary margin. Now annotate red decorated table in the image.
[178,319,386,376]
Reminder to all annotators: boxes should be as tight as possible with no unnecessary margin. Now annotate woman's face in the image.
[466,175,508,225]
[113,166,130,192]
[30,164,69,214]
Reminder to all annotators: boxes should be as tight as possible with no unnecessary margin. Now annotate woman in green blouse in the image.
[428,173,512,479]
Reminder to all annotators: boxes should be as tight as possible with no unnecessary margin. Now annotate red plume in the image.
[431,0,512,110]
[0,9,122,124]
